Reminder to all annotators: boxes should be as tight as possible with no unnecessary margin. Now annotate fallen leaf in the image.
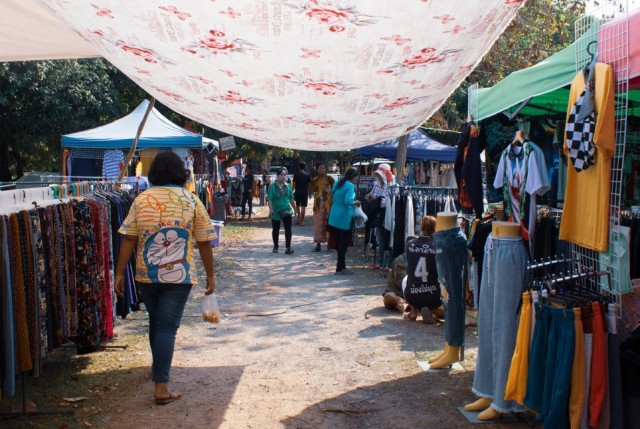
[63,397,88,403]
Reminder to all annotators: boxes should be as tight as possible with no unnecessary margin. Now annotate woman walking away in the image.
[115,151,217,405]
[328,167,360,275]
[267,167,297,254]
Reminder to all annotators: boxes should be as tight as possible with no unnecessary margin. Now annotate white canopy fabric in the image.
[7,1,524,151]
[0,0,99,62]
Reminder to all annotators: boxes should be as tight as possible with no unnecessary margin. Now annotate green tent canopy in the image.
[476,26,640,121]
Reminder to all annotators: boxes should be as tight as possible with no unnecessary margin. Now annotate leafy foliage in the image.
[424,0,585,132]
[0,59,127,180]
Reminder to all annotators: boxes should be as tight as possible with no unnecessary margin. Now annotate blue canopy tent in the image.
[61,99,218,178]
[355,128,456,163]
[62,99,212,149]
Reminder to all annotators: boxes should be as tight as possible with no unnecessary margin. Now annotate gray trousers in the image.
[472,235,527,413]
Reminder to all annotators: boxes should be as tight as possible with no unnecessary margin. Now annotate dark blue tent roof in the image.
[355,129,455,163]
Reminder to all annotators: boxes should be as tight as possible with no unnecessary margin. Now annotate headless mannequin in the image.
[429,212,464,369]
[464,221,520,420]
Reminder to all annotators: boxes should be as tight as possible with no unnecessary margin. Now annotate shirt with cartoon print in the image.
[119,186,217,284]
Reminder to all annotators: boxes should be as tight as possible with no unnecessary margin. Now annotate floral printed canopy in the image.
[36,0,524,151]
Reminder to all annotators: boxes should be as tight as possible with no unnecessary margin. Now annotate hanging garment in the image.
[565,61,598,172]
[559,63,615,252]
[102,150,125,179]
[454,121,485,218]
[493,141,551,246]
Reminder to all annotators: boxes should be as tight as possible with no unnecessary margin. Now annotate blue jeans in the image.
[138,283,192,383]
[525,304,575,427]
[434,227,467,347]
[472,236,527,413]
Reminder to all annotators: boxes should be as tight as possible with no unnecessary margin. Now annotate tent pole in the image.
[118,98,155,182]
[395,133,408,185]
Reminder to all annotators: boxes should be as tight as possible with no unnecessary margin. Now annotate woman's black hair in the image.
[148,151,189,186]
[275,167,287,176]
[336,167,357,189]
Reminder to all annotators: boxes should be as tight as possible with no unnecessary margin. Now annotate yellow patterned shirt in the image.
[119,186,217,284]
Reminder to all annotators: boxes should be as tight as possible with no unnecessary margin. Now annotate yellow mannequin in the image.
[430,212,463,369]
[492,221,521,238]
[464,221,520,420]
[434,211,457,232]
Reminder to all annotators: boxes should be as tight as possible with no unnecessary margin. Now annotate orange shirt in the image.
[559,63,615,252]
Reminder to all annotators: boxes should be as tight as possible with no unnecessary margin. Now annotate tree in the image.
[0,59,126,180]
[424,0,585,133]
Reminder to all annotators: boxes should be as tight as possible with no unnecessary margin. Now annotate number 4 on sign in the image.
[414,257,428,282]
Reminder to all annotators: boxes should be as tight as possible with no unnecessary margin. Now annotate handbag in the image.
[278,208,292,218]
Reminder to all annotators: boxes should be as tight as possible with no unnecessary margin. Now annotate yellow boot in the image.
[428,343,448,364]
[429,345,461,369]
[478,407,502,421]
[464,397,492,412]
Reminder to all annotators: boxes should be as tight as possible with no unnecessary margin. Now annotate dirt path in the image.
[2,205,531,429]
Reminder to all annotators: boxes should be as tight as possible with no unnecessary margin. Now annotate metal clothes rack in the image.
[573,1,631,317]
[0,185,129,419]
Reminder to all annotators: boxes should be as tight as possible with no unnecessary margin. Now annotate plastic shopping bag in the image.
[202,294,221,324]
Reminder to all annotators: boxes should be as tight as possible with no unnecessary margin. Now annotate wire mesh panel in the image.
[70,147,108,159]
[573,0,629,317]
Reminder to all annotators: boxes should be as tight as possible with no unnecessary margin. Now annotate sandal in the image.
[403,312,418,322]
[272,247,279,253]
[154,391,182,405]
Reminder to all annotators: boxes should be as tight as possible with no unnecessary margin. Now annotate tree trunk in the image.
[0,140,11,182]
[14,149,25,179]
[395,133,408,185]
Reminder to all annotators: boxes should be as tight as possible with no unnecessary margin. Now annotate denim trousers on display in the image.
[524,303,576,428]
[472,235,527,413]
[138,283,192,383]
[434,227,467,347]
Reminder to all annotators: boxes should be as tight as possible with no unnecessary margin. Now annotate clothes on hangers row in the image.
[506,292,622,429]
[0,188,136,398]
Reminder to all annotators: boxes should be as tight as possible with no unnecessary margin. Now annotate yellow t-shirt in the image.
[119,186,217,284]
[559,63,615,252]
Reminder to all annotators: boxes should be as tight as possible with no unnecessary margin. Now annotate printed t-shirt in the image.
[119,186,217,285]
[404,236,441,310]
[493,141,550,246]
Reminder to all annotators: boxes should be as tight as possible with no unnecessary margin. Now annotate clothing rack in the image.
[1,183,132,417]
[0,373,74,418]
[527,256,576,271]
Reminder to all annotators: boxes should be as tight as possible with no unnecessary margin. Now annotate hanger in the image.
[586,40,597,63]
[511,130,525,146]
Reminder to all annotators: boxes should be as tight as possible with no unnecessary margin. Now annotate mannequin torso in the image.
[435,212,458,232]
[492,221,521,238]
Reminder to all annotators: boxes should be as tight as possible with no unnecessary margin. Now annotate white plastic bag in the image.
[202,294,221,324]
[353,205,368,229]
